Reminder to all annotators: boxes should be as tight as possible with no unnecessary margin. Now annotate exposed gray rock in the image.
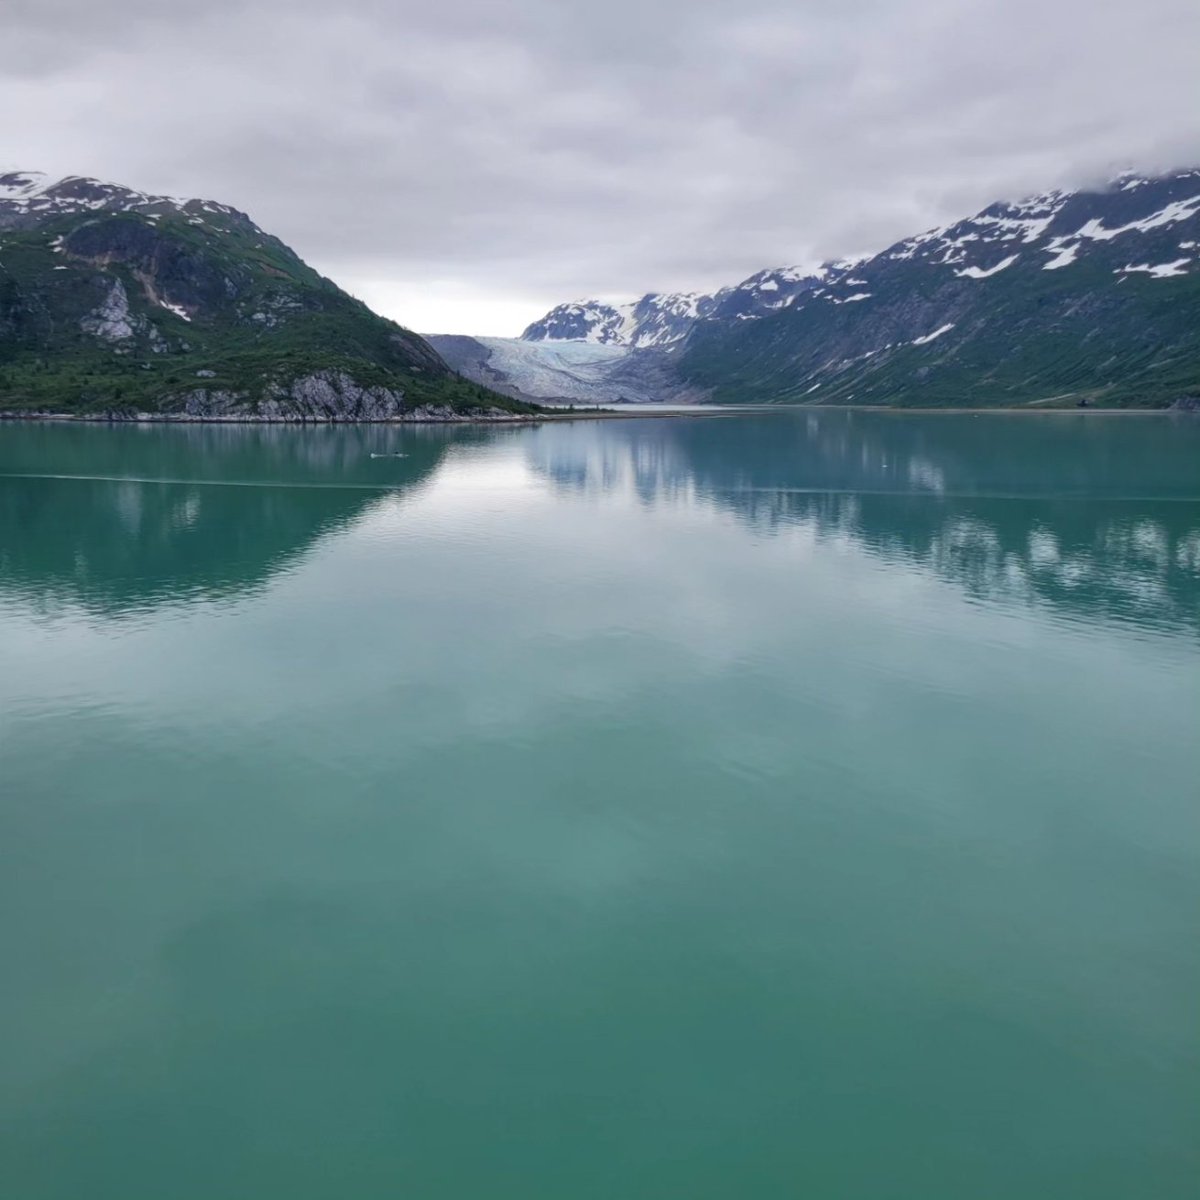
[174,370,406,420]
[161,369,528,422]
[81,279,136,341]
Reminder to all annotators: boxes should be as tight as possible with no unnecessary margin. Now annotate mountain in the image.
[429,264,832,406]
[522,293,715,348]
[520,265,828,349]
[0,172,535,419]
[491,168,1200,408]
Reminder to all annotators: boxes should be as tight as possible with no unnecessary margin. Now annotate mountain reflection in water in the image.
[2,412,1197,634]
[523,412,1200,636]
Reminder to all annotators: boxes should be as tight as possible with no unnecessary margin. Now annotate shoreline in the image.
[0,404,1189,426]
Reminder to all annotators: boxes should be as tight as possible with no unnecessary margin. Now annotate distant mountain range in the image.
[4,167,1196,416]
[0,172,532,419]
[520,264,843,349]
[431,168,1200,408]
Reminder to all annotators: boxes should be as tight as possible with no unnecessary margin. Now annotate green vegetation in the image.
[0,209,538,417]
[680,250,1200,409]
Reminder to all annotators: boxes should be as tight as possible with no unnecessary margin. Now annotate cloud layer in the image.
[3,0,1198,333]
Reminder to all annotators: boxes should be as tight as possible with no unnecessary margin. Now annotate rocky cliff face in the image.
[177,370,411,420]
[168,370,524,422]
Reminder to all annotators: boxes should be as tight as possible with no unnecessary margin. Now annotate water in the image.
[1,411,1198,1199]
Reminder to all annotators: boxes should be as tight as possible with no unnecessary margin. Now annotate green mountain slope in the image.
[677,170,1200,408]
[0,173,536,419]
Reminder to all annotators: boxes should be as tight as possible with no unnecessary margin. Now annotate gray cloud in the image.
[3,0,1198,333]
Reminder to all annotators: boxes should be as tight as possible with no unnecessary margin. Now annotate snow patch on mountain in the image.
[159,299,192,321]
[1074,194,1200,241]
[1042,243,1079,270]
[1116,259,1191,279]
[0,171,256,234]
[912,323,956,345]
[956,254,1019,279]
[0,171,51,200]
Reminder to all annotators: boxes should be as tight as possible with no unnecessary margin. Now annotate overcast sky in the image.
[3,0,1198,335]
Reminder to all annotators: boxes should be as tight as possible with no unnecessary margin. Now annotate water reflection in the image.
[0,423,458,615]
[524,412,1200,635]
[2,413,1198,635]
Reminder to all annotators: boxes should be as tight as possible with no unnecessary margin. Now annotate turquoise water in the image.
[1,412,1198,1199]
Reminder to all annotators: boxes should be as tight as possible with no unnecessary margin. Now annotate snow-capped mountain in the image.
[522,293,714,348]
[507,167,1200,407]
[680,167,1200,407]
[524,170,1199,352]
[867,169,1200,281]
[521,266,827,348]
[0,170,254,233]
[438,264,833,403]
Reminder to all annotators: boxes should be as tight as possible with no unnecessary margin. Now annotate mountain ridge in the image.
[505,167,1200,408]
[520,263,833,349]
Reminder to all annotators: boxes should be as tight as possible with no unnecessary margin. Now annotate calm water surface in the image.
[2,412,1198,1198]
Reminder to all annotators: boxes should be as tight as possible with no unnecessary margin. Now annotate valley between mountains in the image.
[430,168,1200,410]
[2,167,1197,417]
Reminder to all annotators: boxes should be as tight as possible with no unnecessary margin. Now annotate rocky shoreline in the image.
[0,405,536,425]
[0,369,546,425]
[4,399,1193,425]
